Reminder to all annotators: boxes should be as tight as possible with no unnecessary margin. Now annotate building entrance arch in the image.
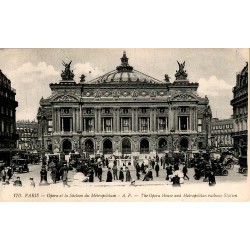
[140,138,149,154]
[122,138,131,154]
[103,139,113,154]
[158,138,168,153]
[180,137,189,151]
[62,139,72,155]
[85,139,94,153]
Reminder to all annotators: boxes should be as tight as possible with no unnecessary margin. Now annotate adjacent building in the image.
[37,52,212,157]
[16,120,39,151]
[231,62,248,157]
[0,69,18,161]
[211,118,234,149]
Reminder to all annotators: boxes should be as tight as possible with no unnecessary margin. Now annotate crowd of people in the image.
[0,152,218,187]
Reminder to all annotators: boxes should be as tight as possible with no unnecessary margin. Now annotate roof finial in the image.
[116,51,133,72]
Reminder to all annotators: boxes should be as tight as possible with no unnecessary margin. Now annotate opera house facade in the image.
[37,52,212,157]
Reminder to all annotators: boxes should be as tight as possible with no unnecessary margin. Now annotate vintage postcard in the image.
[0,48,249,201]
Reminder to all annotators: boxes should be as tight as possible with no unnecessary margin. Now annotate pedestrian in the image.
[30,177,35,187]
[143,167,153,181]
[7,167,12,180]
[51,166,57,184]
[94,163,99,177]
[151,159,155,170]
[209,171,216,186]
[140,162,145,174]
[135,162,141,180]
[166,165,173,181]
[182,164,189,180]
[125,167,131,182]
[119,167,124,182]
[13,176,22,187]
[112,164,118,180]
[61,164,69,187]
[88,168,94,182]
[155,162,160,177]
[1,168,7,182]
[97,165,103,182]
[106,167,113,182]
[160,157,163,167]
[105,158,109,168]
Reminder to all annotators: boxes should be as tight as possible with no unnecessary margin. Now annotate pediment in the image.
[171,93,198,102]
[53,95,79,102]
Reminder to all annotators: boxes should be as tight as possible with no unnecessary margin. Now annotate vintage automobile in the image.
[69,153,81,169]
[211,159,228,176]
[11,159,29,173]
[238,156,247,174]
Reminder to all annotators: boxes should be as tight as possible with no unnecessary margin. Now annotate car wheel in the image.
[242,168,247,175]
[19,169,23,173]
[27,168,29,172]
[222,169,228,176]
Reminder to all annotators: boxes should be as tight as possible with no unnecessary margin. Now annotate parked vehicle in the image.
[11,159,29,173]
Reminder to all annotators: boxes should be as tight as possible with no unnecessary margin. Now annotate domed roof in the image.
[86,51,163,84]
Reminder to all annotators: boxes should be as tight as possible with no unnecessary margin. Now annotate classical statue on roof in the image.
[61,60,75,80]
[175,61,188,80]
[164,74,171,82]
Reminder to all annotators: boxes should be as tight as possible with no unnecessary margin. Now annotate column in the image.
[113,109,116,132]
[79,106,83,131]
[135,108,138,132]
[76,108,79,132]
[150,109,153,132]
[61,118,64,132]
[116,108,120,132]
[57,108,60,133]
[98,109,101,132]
[132,108,134,132]
[94,108,98,132]
[178,116,180,131]
[70,118,72,132]
[194,107,197,131]
[169,107,173,130]
[187,116,189,131]
[72,108,76,132]
[154,109,157,132]
[52,108,56,132]
[189,108,193,131]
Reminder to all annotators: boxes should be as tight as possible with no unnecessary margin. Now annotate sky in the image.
[0,48,248,121]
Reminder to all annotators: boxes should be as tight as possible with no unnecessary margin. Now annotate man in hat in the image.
[106,167,113,182]
[30,178,35,187]
[13,177,22,187]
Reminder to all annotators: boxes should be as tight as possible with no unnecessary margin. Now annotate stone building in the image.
[231,62,248,157]
[0,69,18,161]
[37,52,212,157]
[211,118,234,149]
[16,120,38,151]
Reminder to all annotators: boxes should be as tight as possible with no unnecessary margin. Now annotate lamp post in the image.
[170,128,175,154]
[37,108,49,186]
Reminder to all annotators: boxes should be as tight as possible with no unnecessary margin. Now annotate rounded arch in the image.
[84,139,94,153]
[158,137,168,152]
[140,138,149,154]
[121,138,132,154]
[62,139,72,155]
[179,137,189,151]
[103,138,113,154]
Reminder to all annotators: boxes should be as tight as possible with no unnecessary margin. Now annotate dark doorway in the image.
[122,138,131,154]
[180,116,188,130]
[140,139,149,154]
[180,137,189,151]
[158,138,167,152]
[85,139,94,153]
[103,139,113,154]
[62,139,72,154]
[62,117,71,132]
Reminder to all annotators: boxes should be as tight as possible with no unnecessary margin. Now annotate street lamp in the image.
[170,128,175,153]
[37,108,49,186]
